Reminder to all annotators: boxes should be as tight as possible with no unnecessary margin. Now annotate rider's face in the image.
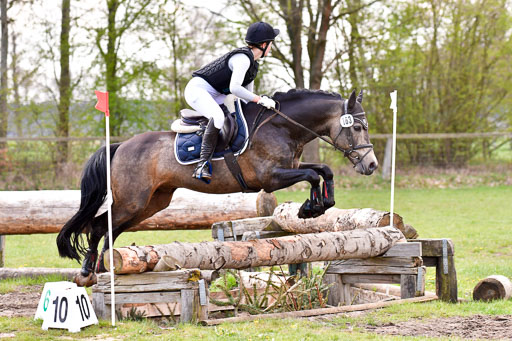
[264,41,273,57]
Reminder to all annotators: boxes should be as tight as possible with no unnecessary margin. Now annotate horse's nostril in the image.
[369,162,377,171]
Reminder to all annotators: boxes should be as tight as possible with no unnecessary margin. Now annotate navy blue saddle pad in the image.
[174,100,249,165]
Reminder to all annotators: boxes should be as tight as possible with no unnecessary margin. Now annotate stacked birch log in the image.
[105,202,416,274]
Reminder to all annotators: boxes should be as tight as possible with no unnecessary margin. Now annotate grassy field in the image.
[1,185,512,339]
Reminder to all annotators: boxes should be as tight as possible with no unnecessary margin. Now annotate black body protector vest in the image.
[192,47,259,95]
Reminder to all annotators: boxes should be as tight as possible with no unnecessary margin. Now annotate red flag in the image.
[95,90,109,117]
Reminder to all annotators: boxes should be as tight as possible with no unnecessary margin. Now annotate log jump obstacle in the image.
[92,238,452,321]
[93,226,406,320]
[91,204,456,321]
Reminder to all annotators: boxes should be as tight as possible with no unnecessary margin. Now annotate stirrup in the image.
[193,161,212,184]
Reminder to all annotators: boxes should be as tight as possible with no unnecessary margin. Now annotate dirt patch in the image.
[365,315,512,340]
[0,285,42,318]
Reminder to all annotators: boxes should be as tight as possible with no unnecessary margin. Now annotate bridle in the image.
[248,97,374,167]
[332,99,374,167]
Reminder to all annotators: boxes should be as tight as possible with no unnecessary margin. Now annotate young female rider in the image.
[184,22,280,182]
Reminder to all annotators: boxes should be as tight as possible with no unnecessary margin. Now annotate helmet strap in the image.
[262,43,269,58]
[259,41,271,58]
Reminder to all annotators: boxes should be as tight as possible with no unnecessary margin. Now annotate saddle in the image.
[171,99,249,165]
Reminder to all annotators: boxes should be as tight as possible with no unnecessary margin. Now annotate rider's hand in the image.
[257,96,276,109]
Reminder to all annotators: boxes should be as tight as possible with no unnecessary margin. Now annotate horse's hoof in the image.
[323,199,335,210]
[73,272,97,287]
[298,199,325,219]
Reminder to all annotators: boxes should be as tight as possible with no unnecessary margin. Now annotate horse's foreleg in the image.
[298,163,335,209]
[266,168,324,218]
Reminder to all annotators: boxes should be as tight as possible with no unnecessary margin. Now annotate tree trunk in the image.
[10,32,21,137]
[278,0,305,88]
[105,226,405,274]
[0,189,277,235]
[273,202,418,239]
[56,0,71,167]
[0,0,8,151]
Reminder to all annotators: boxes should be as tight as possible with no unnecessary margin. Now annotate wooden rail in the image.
[0,131,511,143]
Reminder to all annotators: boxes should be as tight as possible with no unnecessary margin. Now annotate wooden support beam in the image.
[201,295,438,326]
[408,239,458,303]
[0,267,79,280]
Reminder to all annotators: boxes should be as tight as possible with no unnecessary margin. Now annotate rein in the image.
[248,99,374,166]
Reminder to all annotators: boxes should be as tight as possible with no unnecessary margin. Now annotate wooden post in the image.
[324,274,343,306]
[180,289,195,323]
[436,255,457,302]
[0,235,4,267]
[400,275,417,299]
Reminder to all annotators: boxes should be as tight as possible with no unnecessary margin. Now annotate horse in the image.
[57,88,378,286]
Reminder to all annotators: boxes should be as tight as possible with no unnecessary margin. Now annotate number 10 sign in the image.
[35,281,98,333]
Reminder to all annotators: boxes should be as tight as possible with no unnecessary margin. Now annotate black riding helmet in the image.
[245,22,279,57]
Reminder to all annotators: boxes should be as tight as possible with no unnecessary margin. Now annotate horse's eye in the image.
[353,125,362,132]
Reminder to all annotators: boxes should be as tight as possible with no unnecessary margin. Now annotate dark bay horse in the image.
[57,89,378,285]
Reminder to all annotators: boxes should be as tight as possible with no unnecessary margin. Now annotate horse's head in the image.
[330,90,378,175]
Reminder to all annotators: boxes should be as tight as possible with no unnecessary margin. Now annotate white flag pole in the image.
[103,103,116,326]
[389,90,398,227]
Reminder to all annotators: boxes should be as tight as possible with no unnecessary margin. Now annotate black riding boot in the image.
[193,119,220,181]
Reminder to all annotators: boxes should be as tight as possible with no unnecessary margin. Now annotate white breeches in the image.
[184,77,226,129]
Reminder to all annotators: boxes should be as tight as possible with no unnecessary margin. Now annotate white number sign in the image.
[36,282,98,333]
[340,114,354,128]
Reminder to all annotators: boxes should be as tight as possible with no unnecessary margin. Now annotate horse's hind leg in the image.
[75,187,169,284]
[96,188,175,273]
[80,214,108,276]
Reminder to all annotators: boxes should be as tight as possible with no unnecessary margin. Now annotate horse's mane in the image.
[272,89,342,102]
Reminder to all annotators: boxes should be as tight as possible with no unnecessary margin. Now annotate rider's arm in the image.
[228,54,260,103]
[245,81,254,94]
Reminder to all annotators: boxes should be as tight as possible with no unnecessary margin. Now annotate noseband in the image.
[333,99,374,167]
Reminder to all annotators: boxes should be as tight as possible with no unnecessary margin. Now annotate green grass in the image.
[2,185,512,339]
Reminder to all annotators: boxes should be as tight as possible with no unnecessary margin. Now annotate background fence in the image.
[0,132,511,190]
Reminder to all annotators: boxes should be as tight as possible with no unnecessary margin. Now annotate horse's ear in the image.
[347,89,357,110]
[357,89,363,103]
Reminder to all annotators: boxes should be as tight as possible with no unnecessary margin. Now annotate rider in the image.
[184,21,279,181]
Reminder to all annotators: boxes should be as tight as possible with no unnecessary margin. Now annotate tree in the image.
[56,0,70,167]
[233,0,379,162]
[0,0,8,151]
[94,0,156,136]
[339,0,512,165]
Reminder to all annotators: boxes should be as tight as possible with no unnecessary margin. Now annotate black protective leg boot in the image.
[193,119,220,182]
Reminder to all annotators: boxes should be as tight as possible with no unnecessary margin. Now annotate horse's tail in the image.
[56,143,122,262]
